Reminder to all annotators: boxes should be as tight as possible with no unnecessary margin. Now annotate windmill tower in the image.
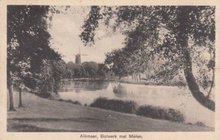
[75,54,81,64]
[75,46,87,65]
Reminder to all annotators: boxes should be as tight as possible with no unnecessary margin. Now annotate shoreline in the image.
[62,78,186,87]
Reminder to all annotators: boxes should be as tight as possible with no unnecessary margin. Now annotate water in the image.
[58,80,214,127]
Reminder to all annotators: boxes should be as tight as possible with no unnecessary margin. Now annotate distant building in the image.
[75,54,81,65]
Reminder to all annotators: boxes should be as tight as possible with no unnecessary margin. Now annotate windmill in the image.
[74,46,87,65]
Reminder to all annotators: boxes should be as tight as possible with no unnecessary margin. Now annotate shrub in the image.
[195,121,206,127]
[90,97,137,113]
[136,105,185,122]
[90,98,185,123]
[58,99,82,105]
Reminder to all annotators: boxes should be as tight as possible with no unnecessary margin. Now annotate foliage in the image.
[64,61,109,78]
[90,97,137,113]
[90,97,185,122]
[82,61,99,77]
[8,6,60,72]
[80,6,215,111]
[57,99,82,106]
[105,49,131,78]
[80,6,102,46]
[97,63,109,77]
[37,60,65,97]
[7,6,62,102]
[136,105,185,122]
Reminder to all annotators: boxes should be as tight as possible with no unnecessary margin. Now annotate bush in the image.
[195,121,206,127]
[136,105,185,122]
[58,99,82,105]
[90,98,185,123]
[90,97,137,113]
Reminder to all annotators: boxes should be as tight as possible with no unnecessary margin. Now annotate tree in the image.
[65,61,86,78]
[105,49,130,78]
[82,61,99,77]
[14,59,31,108]
[65,61,75,78]
[7,6,60,110]
[97,63,109,77]
[50,60,66,94]
[105,45,148,79]
[80,6,215,111]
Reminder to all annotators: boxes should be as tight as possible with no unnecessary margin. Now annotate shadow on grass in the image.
[8,117,105,123]
[8,124,69,132]
[8,117,105,132]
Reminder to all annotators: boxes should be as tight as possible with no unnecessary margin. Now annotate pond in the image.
[58,80,214,127]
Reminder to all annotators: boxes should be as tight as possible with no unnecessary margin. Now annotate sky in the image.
[48,6,125,63]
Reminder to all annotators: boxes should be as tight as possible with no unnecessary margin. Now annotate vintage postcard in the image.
[0,0,220,140]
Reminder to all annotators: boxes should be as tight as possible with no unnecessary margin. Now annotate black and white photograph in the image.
[4,3,218,134]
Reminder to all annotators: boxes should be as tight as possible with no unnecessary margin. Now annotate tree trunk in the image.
[18,87,23,108]
[207,66,215,99]
[183,67,215,111]
[8,71,16,111]
[181,36,215,111]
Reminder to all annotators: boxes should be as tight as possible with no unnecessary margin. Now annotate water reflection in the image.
[60,80,110,92]
[113,84,127,98]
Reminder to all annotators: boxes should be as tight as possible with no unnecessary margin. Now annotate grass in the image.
[90,97,185,122]
[8,92,213,132]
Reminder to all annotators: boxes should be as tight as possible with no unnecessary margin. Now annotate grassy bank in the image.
[8,92,213,132]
